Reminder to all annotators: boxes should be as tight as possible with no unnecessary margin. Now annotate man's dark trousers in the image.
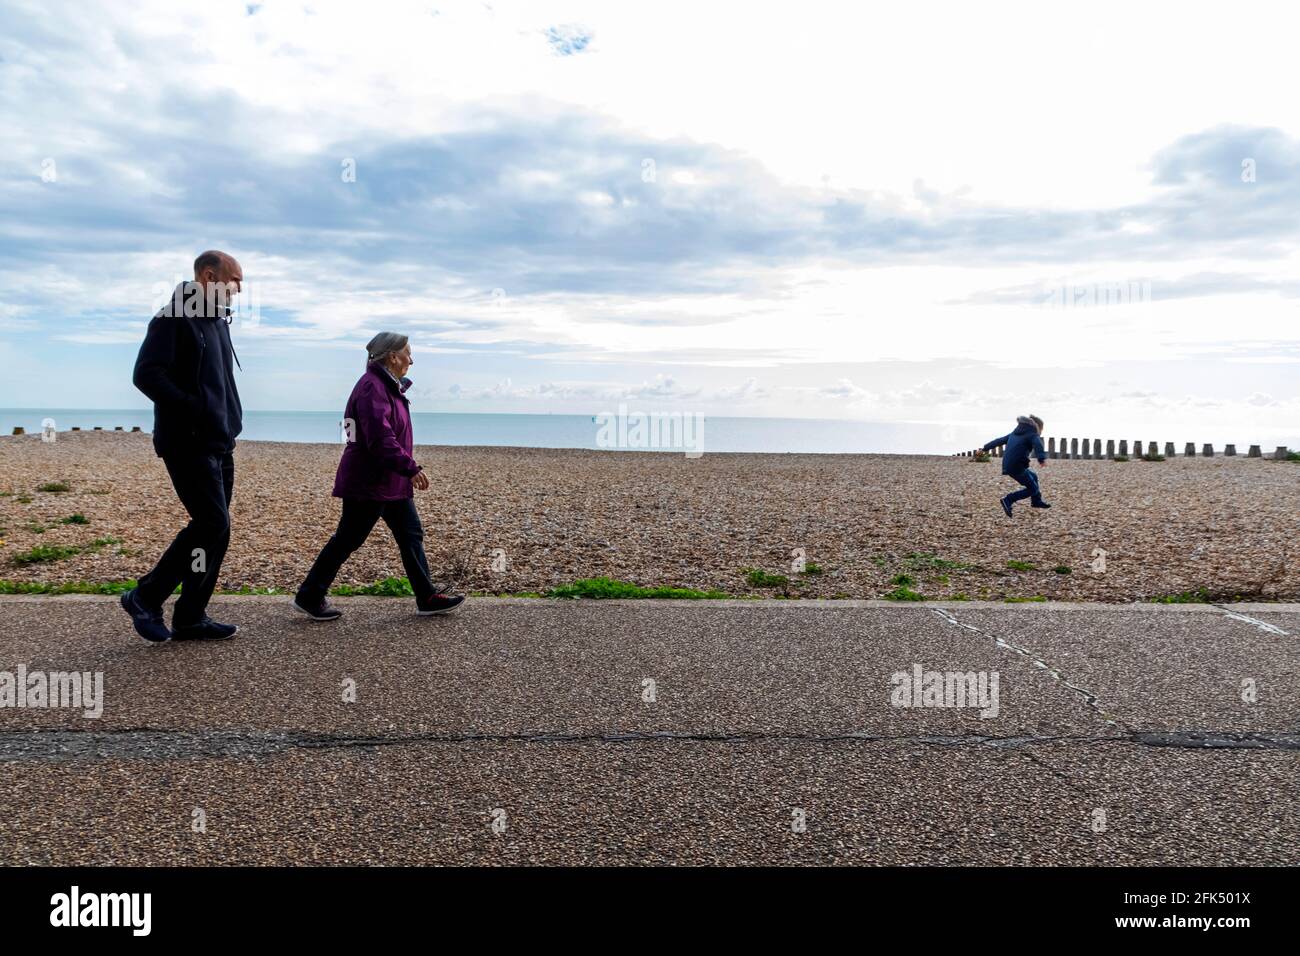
[1005,467,1044,505]
[136,451,235,626]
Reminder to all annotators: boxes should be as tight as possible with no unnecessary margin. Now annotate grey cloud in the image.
[5,4,1300,342]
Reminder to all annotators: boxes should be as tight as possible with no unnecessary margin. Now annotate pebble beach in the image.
[1,430,1296,602]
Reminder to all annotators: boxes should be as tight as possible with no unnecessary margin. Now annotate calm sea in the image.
[4,409,1292,456]
[0,408,999,455]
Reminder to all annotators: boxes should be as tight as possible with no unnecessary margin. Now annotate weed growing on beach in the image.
[0,579,137,594]
[883,583,925,601]
[1053,565,1072,574]
[37,482,72,493]
[800,563,824,575]
[0,575,1283,603]
[332,576,414,597]
[1113,455,1130,462]
[1141,453,1166,462]
[1285,451,1300,462]
[25,517,89,532]
[0,579,266,596]
[1149,588,1213,604]
[548,577,729,600]
[440,551,474,587]
[325,575,696,600]
[15,496,31,504]
[904,552,976,572]
[744,568,790,588]
[972,452,990,463]
[10,534,119,564]
[13,544,81,564]
[890,573,915,586]
[1006,560,1036,572]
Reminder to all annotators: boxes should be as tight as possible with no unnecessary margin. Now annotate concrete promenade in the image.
[0,596,1295,865]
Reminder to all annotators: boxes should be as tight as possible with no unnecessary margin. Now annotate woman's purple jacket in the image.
[332,363,422,501]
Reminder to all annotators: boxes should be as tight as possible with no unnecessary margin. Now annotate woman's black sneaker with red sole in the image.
[417,593,465,616]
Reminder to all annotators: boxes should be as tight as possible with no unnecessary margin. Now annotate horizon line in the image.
[0,407,1008,428]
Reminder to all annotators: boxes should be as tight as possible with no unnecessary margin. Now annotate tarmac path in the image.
[0,597,1296,865]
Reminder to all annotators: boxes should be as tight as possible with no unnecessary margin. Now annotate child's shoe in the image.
[1000,496,1014,518]
[1031,501,1052,509]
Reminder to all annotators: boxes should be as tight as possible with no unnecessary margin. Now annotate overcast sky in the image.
[2,0,1298,445]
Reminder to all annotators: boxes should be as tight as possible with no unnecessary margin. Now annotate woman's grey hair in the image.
[366,332,409,366]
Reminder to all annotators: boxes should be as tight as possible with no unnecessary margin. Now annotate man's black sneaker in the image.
[172,618,239,641]
[121,588,171,642]
[1031,501,1052,509]
[292,596,343,621]
[1000,496,1014,518]
[417,593,465,616]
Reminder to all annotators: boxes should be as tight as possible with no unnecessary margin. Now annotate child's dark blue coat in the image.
[983,420,1046,475]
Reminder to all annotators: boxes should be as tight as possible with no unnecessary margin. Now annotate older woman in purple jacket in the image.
[293,332,464,620]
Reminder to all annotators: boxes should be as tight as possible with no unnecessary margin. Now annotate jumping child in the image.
[982,415,1050,517]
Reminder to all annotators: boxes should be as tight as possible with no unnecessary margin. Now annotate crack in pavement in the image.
[0,728,1296,763]
[1012,748,1090,794]
[1213,605,1290,636]
[928,608,1129,732]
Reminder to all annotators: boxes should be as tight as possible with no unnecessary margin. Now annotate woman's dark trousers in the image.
[297,497,436,604]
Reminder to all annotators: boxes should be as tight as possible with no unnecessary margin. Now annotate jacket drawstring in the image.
[222,311,243,370]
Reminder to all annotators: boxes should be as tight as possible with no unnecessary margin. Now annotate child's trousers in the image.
[1005,467,1044,505]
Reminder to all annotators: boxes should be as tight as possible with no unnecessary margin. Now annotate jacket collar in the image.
[368,362,412,398]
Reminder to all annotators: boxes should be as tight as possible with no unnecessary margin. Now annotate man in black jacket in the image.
[121,251,245,642]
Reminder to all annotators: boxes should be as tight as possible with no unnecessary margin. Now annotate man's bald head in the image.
[194,250,240,282]
[193,250,243,311]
